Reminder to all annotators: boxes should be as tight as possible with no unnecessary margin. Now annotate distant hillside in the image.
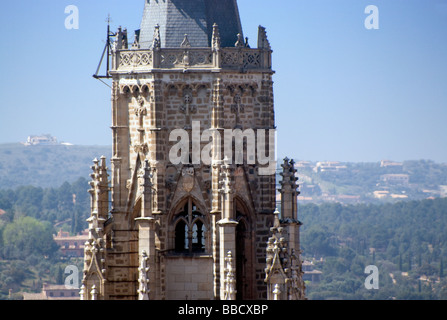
[292,160,447,204]
[300,198,447,300]
[1,143,447,204]
[0,144,112,189]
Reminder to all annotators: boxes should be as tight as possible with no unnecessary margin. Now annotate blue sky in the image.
[0,0,446,163]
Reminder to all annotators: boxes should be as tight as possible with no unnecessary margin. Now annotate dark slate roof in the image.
[138,0,243,48]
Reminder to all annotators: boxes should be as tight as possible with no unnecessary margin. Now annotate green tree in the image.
[2,216,59,259]
[55,265,64,285]
[302,227,337,257]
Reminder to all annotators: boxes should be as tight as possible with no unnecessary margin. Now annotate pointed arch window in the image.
[174,199,207,254]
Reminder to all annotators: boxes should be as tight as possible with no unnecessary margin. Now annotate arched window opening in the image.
[175,220,187,253]
[236,218,247,300]
[173,198,207,254]
[192,220,206,252]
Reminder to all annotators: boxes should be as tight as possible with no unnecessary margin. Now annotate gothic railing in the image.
[117,50,154,70]
[112,47,271,72]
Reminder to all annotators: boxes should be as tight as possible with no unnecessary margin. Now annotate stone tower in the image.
[82,0,305,300]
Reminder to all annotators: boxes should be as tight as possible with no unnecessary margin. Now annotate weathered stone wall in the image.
[165,256,214,300]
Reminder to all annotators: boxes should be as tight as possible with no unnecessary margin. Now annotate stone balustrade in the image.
[112,47,271,72]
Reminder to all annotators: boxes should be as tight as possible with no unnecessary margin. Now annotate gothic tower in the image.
[82,0,305,300]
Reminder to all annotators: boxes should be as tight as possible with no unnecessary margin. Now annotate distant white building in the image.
[25,134,58,146]
[302,260,322,283]
[314,161,347,173]
[380,174,410,186]
[380,160,403,168]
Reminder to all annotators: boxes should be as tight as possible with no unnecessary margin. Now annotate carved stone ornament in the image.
[182,167,195,192]
[152,24,161,49]
[180,34,191,48]
[138,250,150,300]
[224,251,236,300]
[135,96,147,117]
[235,33,245,48]
[134,143,148,154]
[212,23,221,50]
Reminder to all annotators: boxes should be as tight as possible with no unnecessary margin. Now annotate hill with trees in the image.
[0,179,90,299]
[293,160,447,204]
[300,198,447,300]
[1,178,446,299]
[0,143,446,299]
[0,143,111,189]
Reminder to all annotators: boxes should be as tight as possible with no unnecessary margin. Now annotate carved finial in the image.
[79,285,85,300]
[152,24,161,49]
[273,208,281,228]
[280,157,299,194]
[181,34,191,48]
[132,30,140,49]
[90,285,98,300]
[122,28,128,49]
[235,33,244,47]
[116,26,126,50]
[258,25,271,50]
[212,23,221,50]
[273,284,281,301]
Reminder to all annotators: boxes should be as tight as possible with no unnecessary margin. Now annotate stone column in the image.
[135,217,156,299]
[217,219,238,300]
[210,76,224,299]
[135,158,156,299]
[210,209,221,299]
[224,251,236,300]
[217,159,238,299]
[149,79,166,215]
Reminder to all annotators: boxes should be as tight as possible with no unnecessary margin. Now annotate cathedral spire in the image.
[265,158,306,300]
[265,208,306,300]
[279,158,299,221]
